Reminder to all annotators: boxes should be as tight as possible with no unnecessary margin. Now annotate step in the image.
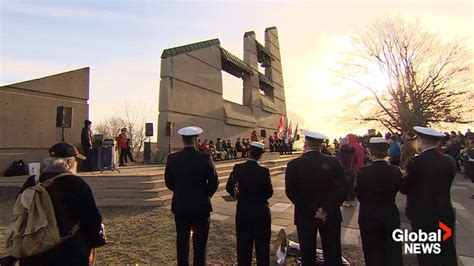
[91,168,286,202]
[92,187,173,199]
[95,194,173,207]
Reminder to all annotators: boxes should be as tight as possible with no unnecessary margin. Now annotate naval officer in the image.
[400,126,457,266]
[226,141,273,265]
[285,130,348,266]
[355,137,403,266]
[165,126,219,266]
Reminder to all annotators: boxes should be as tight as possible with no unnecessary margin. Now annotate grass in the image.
[0,187,369,265]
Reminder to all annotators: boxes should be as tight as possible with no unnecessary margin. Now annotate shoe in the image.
[470,195,474,199]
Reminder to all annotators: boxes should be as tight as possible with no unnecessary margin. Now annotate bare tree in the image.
[339,17,473,133]
[94,102,147,154]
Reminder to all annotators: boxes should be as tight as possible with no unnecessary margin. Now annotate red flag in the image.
[278,115,284,138]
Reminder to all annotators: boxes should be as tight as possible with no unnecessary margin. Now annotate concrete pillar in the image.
[265,27,286,113]
[243,31,261,111]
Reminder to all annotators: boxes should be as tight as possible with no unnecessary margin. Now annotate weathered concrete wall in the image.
[158,27,286,152]
[0,68,89,173]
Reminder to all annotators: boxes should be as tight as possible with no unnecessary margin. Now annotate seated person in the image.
[209,141,218,161]
[216,138,227,160]
[201,139,210,155]
[227,139,237,159]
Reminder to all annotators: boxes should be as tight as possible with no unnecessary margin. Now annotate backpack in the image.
[4,160,29,177]
[3,173,79,258]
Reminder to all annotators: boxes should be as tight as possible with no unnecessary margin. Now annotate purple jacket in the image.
[336,144,358,177]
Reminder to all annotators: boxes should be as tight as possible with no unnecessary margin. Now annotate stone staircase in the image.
[0,153,300,207]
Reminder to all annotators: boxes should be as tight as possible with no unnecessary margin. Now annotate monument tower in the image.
[158,27,286,153]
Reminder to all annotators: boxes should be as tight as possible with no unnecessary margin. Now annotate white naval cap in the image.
[368,137,390,148]
[413,126,445,139]
[250,141,265,150]
[177,126,203,136]
[303,130,328,142]
[369,137,389,144]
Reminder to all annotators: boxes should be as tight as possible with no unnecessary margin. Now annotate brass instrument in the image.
[273,229,350,265]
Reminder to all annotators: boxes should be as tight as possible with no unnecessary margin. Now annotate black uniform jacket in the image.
[400,148,456,223]
[165,147,219,216]
[355,160,402,229]
[80,127,92,150]
[285,151,348,225]
[225,160,273,216]
[18,169,102,264]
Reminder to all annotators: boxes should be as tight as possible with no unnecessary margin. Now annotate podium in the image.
[96,139,119,172]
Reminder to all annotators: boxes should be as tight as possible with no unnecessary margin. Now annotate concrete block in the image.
[160,52,223,93]
[273,84,286,102]
[4,67,89,100]
[0,91,87,149]
[244,36,257,55]
[266,65,284,87]
[158,112,226,150]
[265,41,281,61]
[243,51,259,70]
[265,28,280,48]
[270,60,283,74]
[166,79,225,120]
[186,45,222,70]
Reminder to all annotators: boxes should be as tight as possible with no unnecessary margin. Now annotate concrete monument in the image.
[0,68,90,173]
[158,27,286,153]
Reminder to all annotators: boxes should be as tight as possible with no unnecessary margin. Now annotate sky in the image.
[1,0,472,140]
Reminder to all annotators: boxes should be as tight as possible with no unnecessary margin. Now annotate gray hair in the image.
[44,156,75,171]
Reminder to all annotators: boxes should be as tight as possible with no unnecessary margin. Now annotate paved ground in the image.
[208,171,474,265]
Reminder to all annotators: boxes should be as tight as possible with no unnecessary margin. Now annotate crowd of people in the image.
[164,125,473,266]
[195,130,297,162]
[4,122,472,266]
[197,137,252,161]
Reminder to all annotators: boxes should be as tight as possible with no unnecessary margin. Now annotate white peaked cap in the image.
[250,141,265,150]
[413,126,445,138]
[177,126,203,136]
[369,137,389,144]
[303,130,328,141]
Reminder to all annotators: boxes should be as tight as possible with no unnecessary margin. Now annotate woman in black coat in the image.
[226,142,273,266]
[355,137,403,266]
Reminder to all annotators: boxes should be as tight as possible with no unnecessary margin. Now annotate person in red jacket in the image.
[116,128,128,166]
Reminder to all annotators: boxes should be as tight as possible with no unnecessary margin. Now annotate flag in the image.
[288,121,292,139]
[293,123,298,141]
[278,115,284,139]
[284,117,289,143]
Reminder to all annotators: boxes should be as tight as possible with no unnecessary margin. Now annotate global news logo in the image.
[392,221,452,254]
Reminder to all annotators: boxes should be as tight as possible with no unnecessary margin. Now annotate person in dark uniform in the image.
[80,119,93,171]
[165,126,219,266]
[226,141,273,265]
[285,130,348,266]
[9,142,103,266]
[355,137,403,266]
[400,126,457,266]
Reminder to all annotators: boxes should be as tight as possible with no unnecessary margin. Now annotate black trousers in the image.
[410,220,457,266]
[81,146,92,171]
[119,148,127,166]
[297,221,343,266]
[236,212,271,266]
[360,225,402,266]
[125,147,134,163]
[346,174,356,201]
[174,214,210,266]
